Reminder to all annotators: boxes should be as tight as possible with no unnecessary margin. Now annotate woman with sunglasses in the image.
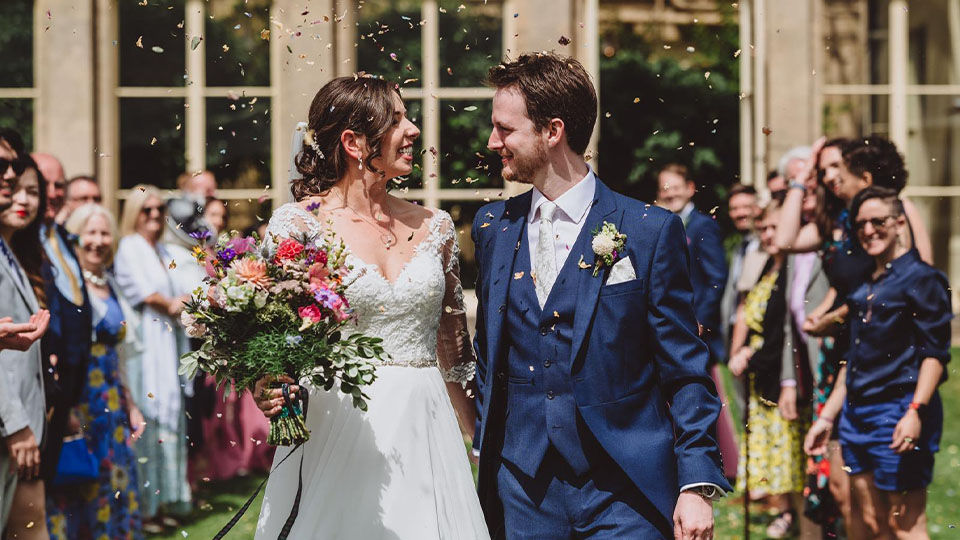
[804,185,950,539]
[114,185,192,533]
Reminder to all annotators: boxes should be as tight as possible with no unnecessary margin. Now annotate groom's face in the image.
[488,87,548,184]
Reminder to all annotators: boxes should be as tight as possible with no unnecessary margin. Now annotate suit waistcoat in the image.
[502,222,590,477]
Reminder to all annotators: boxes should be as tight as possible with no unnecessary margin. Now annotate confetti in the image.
[151,46,164,54]
[135,35,143,48]
[190,36,202,50]
[513,272,525,280]
[558,35,571,46]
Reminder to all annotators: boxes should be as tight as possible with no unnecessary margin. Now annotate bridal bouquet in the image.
[178,227,385,446]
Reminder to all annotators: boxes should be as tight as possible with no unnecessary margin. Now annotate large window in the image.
[105,0,278,232]
[0,0,35,148]
[352,0,514,285]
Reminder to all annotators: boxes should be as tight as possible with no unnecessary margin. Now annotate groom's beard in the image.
[501,139,548,185]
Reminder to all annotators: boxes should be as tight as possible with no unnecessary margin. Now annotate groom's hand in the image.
[253,375,299,418]
[674,491,714,540]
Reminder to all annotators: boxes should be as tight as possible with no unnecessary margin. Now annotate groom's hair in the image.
[487,52,597,155]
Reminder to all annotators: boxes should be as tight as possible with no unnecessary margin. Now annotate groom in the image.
[472,53,731,539]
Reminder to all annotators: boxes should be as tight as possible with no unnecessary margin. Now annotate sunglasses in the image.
[141,205,166,215]
[854,215,897,233]
[0,157,27,177]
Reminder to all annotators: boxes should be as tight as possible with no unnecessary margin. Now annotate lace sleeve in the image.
[435,213,477,387]
[264,203,322,248]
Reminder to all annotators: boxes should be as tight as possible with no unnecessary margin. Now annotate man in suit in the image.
[0,129,50,529]
[472,53,730,540]
[719,184,760,354]
[31,152,93,485]
[656,165,728,366]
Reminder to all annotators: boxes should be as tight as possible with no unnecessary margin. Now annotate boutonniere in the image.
[590,222,626,277]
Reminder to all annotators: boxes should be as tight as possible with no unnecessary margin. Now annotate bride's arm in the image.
[435,216,479,443]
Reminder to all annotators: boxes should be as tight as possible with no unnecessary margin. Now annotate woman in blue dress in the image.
[805,186,951,539]
[46,203,145,540]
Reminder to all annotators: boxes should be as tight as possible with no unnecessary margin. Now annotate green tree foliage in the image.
[598,13,740,216]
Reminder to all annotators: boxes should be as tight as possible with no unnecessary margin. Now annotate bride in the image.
[252,75,490,539]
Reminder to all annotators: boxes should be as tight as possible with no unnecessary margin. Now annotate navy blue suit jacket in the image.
[683,209,728,363]
[471,180,730,532]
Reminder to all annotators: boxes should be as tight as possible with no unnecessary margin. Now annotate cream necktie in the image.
[534,201,558,308]
[47,227,84,306]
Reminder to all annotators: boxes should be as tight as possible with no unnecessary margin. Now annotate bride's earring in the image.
[358,154,363,170]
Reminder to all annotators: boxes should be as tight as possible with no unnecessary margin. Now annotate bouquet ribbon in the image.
[213,389,310,540]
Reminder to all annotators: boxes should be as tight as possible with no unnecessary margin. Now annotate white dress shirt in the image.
[527,169,597,272]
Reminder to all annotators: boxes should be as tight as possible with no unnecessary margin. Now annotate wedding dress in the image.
[255,203,490,539]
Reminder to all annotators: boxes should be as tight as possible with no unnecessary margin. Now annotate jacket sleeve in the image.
[0,275,31,438]
[470,213,488,452]
[646,213,732,492]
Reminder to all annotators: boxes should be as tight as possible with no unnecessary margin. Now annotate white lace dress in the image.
[255,203,490,540]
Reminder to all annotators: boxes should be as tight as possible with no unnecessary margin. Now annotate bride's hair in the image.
[292,75,401,201]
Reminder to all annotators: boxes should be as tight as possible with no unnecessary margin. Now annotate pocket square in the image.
[606,257,637,285]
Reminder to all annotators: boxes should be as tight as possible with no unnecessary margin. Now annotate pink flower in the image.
[298,304,325,323]
[276,238,304,261]
[232,258,271,288]
[307,262,330,290]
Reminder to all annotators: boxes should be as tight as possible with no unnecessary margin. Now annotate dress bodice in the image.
[265,203,475,385]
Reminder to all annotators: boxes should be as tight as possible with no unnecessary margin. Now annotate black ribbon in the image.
[213,387,309,539]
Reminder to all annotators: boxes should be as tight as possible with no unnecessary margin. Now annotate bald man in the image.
[30,153,92,487]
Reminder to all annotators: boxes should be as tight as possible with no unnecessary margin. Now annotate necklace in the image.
[330,190,398,249]
[83,269,108,287]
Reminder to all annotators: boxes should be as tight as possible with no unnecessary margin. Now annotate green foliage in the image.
[598,15,740,214]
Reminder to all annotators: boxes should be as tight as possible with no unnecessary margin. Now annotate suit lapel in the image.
[0,241,39,312]
[484,192,530,379]
[569,180,619,368]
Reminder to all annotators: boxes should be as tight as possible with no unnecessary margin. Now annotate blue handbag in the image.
[53,435,100,485]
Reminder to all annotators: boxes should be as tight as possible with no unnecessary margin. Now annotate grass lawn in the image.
[149,351,960,539]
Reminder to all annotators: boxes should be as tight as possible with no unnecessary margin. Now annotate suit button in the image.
[539,326,548,336]
[543,360,551,368]
[546,391,555,400]
[497,372,505,380]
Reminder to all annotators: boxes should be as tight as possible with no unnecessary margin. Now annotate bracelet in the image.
[819,415,834,425]
[788,180,805,192]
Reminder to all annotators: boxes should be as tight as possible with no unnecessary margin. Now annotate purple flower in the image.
[189,230,212,241]
[217,247,238,264]
[306,201,322,212]
[313,286,343,312]
[227,236,256,254]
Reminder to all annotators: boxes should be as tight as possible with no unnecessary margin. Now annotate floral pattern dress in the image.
[47,290,144,540]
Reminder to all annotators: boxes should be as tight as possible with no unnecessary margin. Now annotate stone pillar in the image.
[763,0,817,165]
[35,0,96,176]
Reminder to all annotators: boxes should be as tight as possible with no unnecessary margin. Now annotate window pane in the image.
[0,99,33,150]
[205,96,271,190]
[438,100,502,189]
[822,0,889,85]
[356,0,422,86]
[907,0,960,85]
[439,200,484,287]
[392,100,424,192]
[205,0,271,87]
[438,0,502,88]
[822,94,889,138]
[119,0,186,87]
[119,98,186,189]
[0,0,33,88]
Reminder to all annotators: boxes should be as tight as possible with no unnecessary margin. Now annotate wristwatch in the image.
[689,485,718,500]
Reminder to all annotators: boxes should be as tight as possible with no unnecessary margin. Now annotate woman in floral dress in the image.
[47,204,145,539]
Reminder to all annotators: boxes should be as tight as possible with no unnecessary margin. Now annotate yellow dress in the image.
[735,270,807,495]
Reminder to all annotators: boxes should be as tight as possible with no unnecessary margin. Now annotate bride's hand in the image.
[253,375,299,418]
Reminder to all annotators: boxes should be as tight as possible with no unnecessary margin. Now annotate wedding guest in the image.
[720,183,761,352]
[47,203,145,539]
[177,170,217,200]
[1,155,51,539]
[62,175,101,223]
[32,153,93,488]
[805,186,950,538]
[114,185,192,533]
[656,163,728,364]
[729,199,808,538]
[203,197,227,235]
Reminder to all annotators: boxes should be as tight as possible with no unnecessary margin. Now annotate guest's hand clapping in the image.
[4,427,41,479]
[253,375,300,418]
[778,386,798,421]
